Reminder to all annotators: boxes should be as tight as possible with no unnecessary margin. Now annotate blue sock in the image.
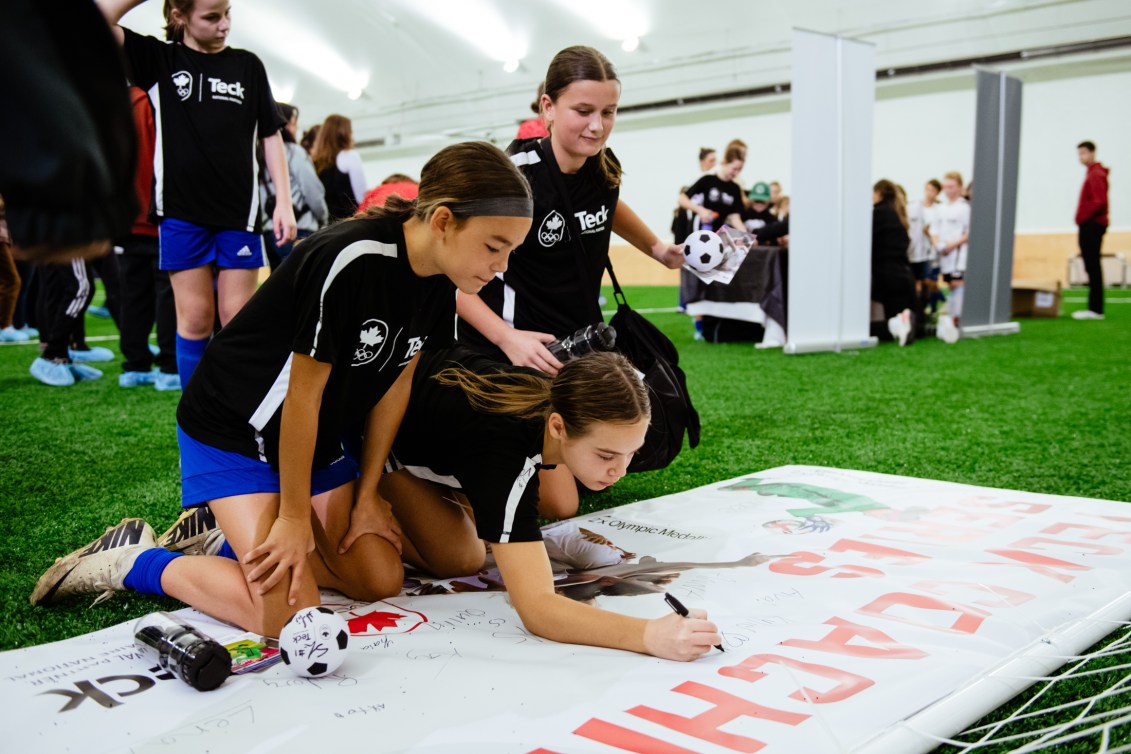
[124,548,183,597]
[175,334,208,386]
[216,540,237,561]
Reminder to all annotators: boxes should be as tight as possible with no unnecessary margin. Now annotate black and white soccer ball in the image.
[682,231,726,271]
[279,606,350,677]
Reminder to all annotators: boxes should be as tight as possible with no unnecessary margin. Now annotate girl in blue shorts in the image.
[32,142,534,638]
[98,0,298,386]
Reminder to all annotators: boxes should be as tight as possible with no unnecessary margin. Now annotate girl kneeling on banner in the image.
[31,143,534,638]
[380,346,720,662]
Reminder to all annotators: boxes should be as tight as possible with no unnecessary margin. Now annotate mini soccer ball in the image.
[682,231,726,271]
[278,606,350,677]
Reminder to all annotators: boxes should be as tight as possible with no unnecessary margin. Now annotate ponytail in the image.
[435,351,649,436]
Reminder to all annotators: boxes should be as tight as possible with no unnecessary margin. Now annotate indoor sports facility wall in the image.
[359,55,1129,286]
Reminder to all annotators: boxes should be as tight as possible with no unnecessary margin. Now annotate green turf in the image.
[1,283,1128,751]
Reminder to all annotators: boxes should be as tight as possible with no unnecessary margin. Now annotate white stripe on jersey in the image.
[510,149,541,168]
[245,122,260,232]
[401,464,462,489]
[65,260,90,318]
[310,239,398,356]
[249,352,293,433]
[499,454,540,544]
[149,83,165,217]
[502,281,516,326]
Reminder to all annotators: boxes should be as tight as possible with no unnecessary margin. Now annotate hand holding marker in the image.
[665,592,725,652]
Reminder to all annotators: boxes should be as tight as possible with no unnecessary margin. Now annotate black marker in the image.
[664,592,724,652]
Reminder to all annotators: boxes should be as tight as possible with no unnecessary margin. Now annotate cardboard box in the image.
[1011,280,1062,318]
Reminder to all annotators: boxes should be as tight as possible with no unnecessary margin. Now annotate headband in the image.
[446,196,533,218]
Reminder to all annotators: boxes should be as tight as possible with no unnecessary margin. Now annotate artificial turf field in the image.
[0,283,1127,752]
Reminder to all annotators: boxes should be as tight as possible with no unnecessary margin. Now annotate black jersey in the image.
[683,174,743,229]
[393,348,548,544]
[177,217,456,467]
[741,206,777,234]
[457,139,620,358]
[121,28,283,233]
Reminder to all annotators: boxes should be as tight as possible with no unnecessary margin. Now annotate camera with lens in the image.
[547,322,617,363]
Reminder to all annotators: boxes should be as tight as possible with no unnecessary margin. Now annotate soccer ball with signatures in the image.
[279,606,350,677]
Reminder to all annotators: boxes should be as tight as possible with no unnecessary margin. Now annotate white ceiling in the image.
[118,0,1131,146]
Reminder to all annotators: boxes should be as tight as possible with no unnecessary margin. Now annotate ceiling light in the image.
[402,1,527,69]
[347,87,363,100]
[503,59,520,73]
[621,36,639,52]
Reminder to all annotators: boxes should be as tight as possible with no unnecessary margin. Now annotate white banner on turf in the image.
[2,465,1130,753]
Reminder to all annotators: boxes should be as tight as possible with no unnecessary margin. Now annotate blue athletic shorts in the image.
[178,425,359,508]
[910,260,931,280]
[159,217,266,272]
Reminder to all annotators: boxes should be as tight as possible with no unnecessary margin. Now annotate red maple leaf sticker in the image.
[347,611,405,634]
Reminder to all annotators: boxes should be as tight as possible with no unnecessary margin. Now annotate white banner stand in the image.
[785,30,877,354]
[961,69,1023,338]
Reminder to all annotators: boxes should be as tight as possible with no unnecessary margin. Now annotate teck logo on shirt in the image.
[171,71,193,101]
[208,76,246,103]
[538,210,566,248]
[574,204,609,235]
[353,318,389,366]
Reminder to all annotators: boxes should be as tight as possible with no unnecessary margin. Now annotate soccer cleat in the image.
[68,363,103,381]
[0,325,29,342]
[87,305,112,319]
[1071,310,1104,320]
[887,313,911,347]
[69,346,114,362]
[154,372,182,392]
[119,370,158,388]
[19,326,39,339]
[30,357,75,387]
[157,506,225,556]
[30,518,156,606]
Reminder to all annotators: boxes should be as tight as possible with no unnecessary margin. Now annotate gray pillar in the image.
[961,69,1023,337]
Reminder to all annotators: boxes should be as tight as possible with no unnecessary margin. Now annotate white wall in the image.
[360,55,1129,239]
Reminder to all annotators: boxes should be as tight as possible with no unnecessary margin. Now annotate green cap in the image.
[747,182,771,202]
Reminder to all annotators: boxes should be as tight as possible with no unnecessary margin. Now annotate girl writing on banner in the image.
[380,346,720,661]
[97,0,298,387]
[31,143,534,638]
[457,45,685,518]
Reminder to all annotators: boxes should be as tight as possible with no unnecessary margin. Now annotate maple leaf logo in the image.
[348,611,405,633]
[359,325,384,347]
[545,214,563,230]
[172,72,191,89]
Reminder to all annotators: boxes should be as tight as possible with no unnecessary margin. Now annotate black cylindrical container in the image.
[546,322,617,363]
[134,612,231,691]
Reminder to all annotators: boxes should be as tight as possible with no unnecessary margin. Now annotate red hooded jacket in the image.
[1076,162,1109,226]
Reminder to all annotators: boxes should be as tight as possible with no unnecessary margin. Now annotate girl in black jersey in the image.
[678,141,747,232]
[98,0,298,387]
[457,46,685,520]
[382,348,721,661]
[31,143,534,639]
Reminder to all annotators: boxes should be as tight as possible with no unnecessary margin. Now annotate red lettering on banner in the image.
[768,551,883,579]
[527,749,563,754]
[719,653,874,703]
[628,681,808,752]
[1041,523,1131,546]
[1011,536,1122,557]
[960,498,1051,515]
[573,719,700,754]
[830,539,929,565]
[913,580,1034,609]
[778,617,928,659]
[857,592,988,634]
[982,548,1089,583]
[1087,514,1131,523]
